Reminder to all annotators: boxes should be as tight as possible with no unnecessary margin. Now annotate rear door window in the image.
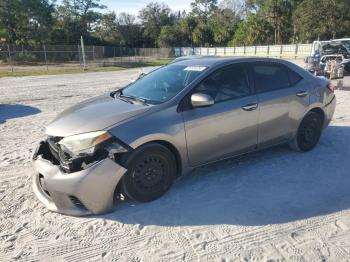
[251,62,290,93]
[288,68,303,86]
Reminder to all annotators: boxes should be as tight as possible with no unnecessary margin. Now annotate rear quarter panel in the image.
[302,76,335,127]
[281,61,334,130]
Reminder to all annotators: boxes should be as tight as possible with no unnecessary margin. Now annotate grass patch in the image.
[136,59,173,66]
[0,59,172,78]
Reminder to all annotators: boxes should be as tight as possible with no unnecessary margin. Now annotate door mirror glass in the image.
[191,93,214,108]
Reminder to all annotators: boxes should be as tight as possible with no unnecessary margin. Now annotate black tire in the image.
[121,143,176,202]
[345,63,350,74]
[290,111,323,152]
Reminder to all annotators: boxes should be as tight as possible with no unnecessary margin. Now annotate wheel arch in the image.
[113,139,183,203]
[289,106,325,152]
[291,106,326,139]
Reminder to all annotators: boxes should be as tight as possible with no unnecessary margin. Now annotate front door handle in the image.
[296,91,308,97]
[241,103,258,111]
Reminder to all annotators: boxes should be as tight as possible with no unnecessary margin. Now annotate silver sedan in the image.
[32,57,336,216]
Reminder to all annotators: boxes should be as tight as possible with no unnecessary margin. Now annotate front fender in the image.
[108,105,190,174]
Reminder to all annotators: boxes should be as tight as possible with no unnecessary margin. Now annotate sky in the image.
[90,0,193,15]
[103,0,192,15]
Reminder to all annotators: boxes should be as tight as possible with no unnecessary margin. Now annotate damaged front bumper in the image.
[32,141,127,216]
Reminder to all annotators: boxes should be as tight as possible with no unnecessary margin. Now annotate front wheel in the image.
[121,143,176,202]
[289,111,323,152]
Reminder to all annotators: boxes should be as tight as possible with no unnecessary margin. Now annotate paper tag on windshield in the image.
[184,66,207,72]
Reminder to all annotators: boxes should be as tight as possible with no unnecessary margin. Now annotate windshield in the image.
[120,65,206,104]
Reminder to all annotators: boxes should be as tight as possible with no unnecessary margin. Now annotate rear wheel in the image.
[290,111,323,152]
[121,143,176,202]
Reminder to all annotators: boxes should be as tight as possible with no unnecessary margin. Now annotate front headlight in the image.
[58,131,113,156]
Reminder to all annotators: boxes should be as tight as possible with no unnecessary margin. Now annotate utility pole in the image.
[7,44,14,73]
[43,44,48,71]
[80,36,86,70]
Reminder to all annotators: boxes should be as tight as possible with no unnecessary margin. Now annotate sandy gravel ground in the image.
[1,68,350,261]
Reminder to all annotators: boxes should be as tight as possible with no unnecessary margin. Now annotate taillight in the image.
[327,82,336,93]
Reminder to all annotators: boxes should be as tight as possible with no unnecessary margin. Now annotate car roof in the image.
[316,39,350,45]
[169,56,311,80]
[332,38,350,41]
[171,56,229,66]
[170,55,216,63]
[170,56,290,67]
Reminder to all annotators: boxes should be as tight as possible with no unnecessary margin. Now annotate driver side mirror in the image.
[191,93,214,108]
[138,72,146,79]
[130,72,146,83]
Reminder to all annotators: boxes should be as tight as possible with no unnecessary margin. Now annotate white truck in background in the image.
[305,38,350,79]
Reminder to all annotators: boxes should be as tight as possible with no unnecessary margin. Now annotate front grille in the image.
[68,196,87,210]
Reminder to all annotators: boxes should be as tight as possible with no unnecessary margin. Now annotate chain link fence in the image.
[0,44,312,74]
[0,44,175,74]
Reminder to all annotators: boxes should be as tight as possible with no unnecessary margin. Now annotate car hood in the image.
[46,94,151,137]
[322,44,350,56]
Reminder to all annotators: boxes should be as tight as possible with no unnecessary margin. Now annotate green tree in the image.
[0,28,6,42]
[93,12,121,45]
[219,0,245,19]
[157,25,188,47]
[229,14,274,46]
[209,8,240,45]
[117,13,142,47]
[0,0,54,45]
[244,0,299,44]
[53,0,106,44]
[179,16,197,46]
[261,0,294,44]
[188,0,219,46]
[190,0,218,20]
[191,20,213,46]
[139,3,174,47]
[293,0,350,42]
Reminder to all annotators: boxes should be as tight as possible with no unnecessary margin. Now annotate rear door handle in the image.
[296,91,308,97]
[241,103,258,111]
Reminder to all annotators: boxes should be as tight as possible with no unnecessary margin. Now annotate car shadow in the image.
[0,104,41,123]
[99,125,350,227]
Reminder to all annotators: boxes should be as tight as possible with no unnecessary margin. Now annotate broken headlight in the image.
[58,131,119,157]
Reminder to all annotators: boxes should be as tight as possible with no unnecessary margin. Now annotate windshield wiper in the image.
[110,90,133,104]
[110,90,121,98]
[111,90,152,106]
[120,94,149,106]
